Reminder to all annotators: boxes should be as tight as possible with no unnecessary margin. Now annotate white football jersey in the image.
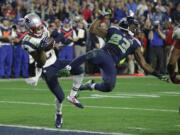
[172,24,180,40]
[22,26,57,68]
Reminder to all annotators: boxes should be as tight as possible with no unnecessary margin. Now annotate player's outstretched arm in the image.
[134,47,169,82]
[89,9,111,38]
[89,19,107,38]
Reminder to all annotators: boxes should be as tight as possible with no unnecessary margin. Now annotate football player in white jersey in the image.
[167,12,180,84]
[22,13,84,128]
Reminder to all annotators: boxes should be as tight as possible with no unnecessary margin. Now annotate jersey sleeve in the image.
[133,38,142,49]
[22,35,37,53]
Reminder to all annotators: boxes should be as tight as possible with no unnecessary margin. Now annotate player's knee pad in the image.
[71,66,84,75]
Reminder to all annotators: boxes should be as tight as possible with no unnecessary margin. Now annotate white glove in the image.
[65,65,72,71]
[25,76,39,86]
[25,67,42,86]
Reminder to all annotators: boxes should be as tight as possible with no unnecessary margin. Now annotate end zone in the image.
[0,124,133,135]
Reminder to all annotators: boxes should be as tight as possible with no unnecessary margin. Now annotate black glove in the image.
[152,71,169,82]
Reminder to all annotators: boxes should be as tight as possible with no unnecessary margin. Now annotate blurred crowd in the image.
[0,0,180,78]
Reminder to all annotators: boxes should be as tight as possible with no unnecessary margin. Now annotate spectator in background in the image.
[136,0,148,17]
[171,2,180,24]
[47,0,56,22]
[2,3,16,20]
[74,20,87,69]
[126,0,137,16]
[151,5,166,24]
[82,4,93,23]
[13,21,29,78]
[57,18,78,60]
[55,2,69,21]
[155,0,166,13]
[148,21,166,74]
[15,4,27,22]
[27,1,35,13]
[0,18,16,78]
[114,1,126,22]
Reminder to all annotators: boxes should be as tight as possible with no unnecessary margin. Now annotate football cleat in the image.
[79,80,95,91]
[67,96,84,109]
[55,114,63,128]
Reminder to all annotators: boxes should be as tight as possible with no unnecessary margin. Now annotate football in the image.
[39,37,55,52]
[44,37,55,51]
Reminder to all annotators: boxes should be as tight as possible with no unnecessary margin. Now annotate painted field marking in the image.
[161,92,180,95]
[0,100,178,113]
[0,87,71,92]
[0,123,132,135]
[127,127,148,130]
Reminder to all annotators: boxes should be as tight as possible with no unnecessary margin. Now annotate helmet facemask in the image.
[24,13,44,38]
[29,24,44,38]
[119,17,139,36]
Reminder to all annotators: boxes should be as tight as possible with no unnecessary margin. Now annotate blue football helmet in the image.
[119,16,138,36]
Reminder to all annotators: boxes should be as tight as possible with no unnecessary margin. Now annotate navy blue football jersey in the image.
[102,26,141,64]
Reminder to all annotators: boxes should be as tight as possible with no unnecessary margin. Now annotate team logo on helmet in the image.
[25,18,31,24]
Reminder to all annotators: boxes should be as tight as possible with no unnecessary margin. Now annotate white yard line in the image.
[127,127,148,130]
[0,123,133,135]
[0,87,71,92]
[0,87,48,91]
[161,92,180,95]
[0,100,178,113]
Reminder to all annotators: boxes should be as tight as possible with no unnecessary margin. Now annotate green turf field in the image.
[0,76,180,135]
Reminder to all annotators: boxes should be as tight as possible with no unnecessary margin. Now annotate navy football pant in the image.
[42,59,83,103]
[69,49,117,92]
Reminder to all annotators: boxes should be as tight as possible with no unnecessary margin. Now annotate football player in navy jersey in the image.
[65,11,168,92]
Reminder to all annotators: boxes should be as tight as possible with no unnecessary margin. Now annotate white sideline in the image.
[0,100,178,113]
[0,123,133,135]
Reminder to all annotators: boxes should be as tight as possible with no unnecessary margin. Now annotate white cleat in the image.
[67,96,84,109]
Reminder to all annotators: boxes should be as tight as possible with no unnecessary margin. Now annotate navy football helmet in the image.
[119,16,138,36]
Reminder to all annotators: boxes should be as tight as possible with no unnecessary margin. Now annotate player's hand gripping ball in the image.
[39,37,55,51]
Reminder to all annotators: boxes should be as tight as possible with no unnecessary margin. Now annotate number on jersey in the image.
[108,34,131,53]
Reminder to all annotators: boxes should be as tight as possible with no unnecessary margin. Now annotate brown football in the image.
[44,37,55,51]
